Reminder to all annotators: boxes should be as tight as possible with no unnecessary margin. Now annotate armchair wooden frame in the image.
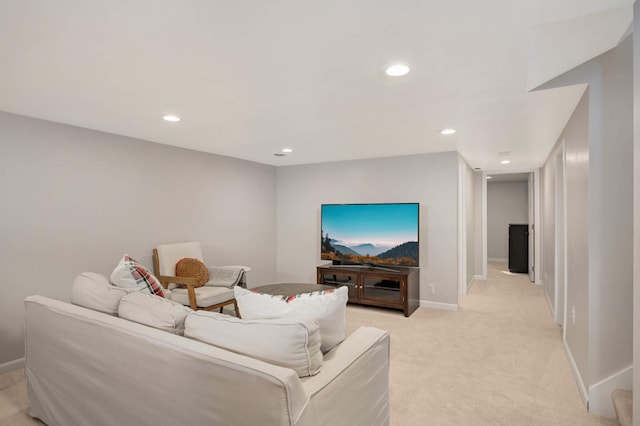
[152,248,240,316]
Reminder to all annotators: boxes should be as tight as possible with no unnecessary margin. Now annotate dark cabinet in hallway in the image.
[508,224,528,274]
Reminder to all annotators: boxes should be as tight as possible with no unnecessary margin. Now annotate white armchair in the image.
[152,242,248,315]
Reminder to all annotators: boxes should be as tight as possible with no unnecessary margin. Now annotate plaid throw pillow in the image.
[110,254,165,298]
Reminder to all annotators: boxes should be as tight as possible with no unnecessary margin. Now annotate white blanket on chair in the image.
[206,266,245,288]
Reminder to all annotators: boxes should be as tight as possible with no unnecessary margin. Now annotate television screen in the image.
[321,203,419,267]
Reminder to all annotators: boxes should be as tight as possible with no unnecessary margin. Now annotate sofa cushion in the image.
[70,272,132,315]
[118,291,192,335]
[171,285,234,308]
[234,286,348,353]
[185,311,322,377]
[176,257,209,285]
[110,254,165,297]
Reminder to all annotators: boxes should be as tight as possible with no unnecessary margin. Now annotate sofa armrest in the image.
[297,326,390,426]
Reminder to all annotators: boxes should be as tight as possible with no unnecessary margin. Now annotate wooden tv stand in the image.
[316,264,420,317]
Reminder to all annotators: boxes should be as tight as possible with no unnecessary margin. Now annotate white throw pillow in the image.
[184,311,322,377]
[234,286,348,353]
[118,291,193,335]
[110,254,166,298]
[70,272,131,315]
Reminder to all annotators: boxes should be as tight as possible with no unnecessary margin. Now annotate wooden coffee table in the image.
[251,283,335,297]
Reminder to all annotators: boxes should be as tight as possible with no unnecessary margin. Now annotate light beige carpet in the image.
[0,262,620,425]
[0,368,41,425]
[345,262,618,425]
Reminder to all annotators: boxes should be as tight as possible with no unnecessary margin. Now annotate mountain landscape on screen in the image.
[322,237,418,266]
[321,203,419,267]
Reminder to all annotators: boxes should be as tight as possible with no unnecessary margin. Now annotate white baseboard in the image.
[588,364,633,419]
[467,275,483,292]
[419,300,459,311]
[488,258,507,262]
[544,285,556,320]
[466,277,474,292]
[563,340,588,407]
[0,358,25,374]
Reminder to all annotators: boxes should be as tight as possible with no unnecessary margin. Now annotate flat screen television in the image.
[321,203,419,267]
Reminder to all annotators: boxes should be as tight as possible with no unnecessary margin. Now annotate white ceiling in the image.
[0,1,633,169]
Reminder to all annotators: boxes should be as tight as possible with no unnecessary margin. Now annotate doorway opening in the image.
[482,170,540,284]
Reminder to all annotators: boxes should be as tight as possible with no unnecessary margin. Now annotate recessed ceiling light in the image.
[487,176,493,179]
[281,148,293,153]
[440,128,456,135]
[500,159,511,164]
[163,114,181,122]
[385,64,410,77]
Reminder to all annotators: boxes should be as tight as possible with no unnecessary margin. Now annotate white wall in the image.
[563,91,591,392]
[486,182,528,260]
[276,152,460,307]
[538,34,633,417]
[587,34,633,391]
[0,111,277,367]
[633,2,640,423]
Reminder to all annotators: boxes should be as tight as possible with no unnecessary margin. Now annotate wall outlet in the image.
[427,283,436,294]
[571,305,576,324]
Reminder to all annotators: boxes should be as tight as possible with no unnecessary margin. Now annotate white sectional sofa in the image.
[24,293,390,426]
